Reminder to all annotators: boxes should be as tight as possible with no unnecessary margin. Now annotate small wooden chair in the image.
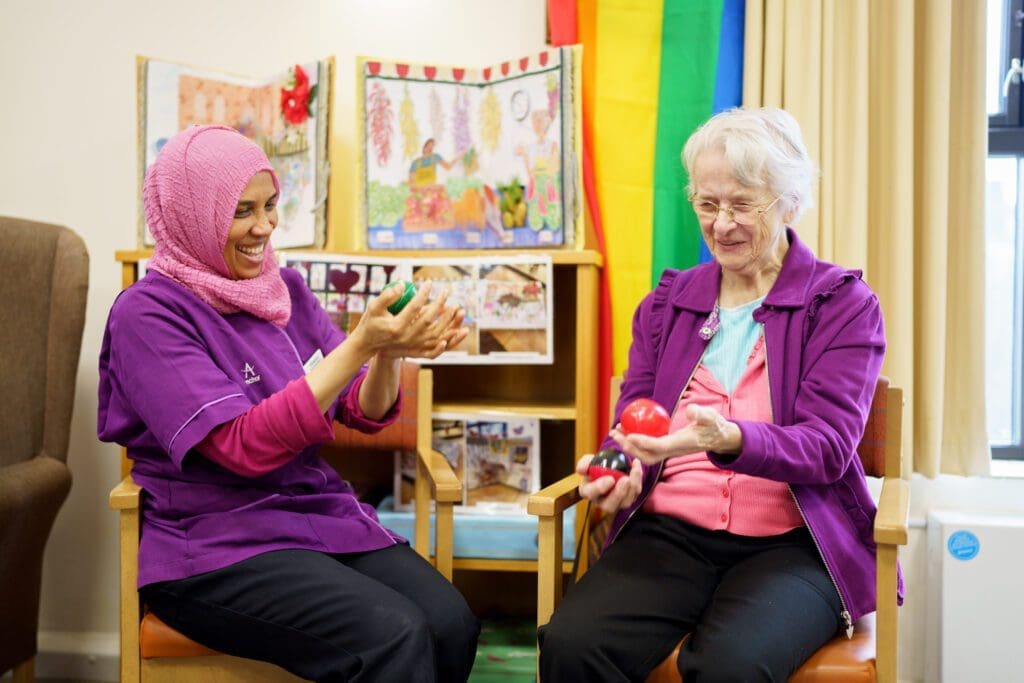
[109,363,461,683]
[529,376,908,683]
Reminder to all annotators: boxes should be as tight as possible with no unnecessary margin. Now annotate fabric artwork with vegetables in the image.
[358,47,580,250]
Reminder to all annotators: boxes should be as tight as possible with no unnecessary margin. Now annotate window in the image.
[987,0,1024,459]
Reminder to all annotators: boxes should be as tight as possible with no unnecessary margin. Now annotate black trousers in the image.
[141,544,479,683]
[538,513,843,682]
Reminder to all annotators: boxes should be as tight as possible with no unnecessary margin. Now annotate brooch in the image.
[698,304,720,341]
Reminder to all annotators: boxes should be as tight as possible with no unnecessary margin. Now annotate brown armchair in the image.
[530,377,908,683]
[0,217,89,682]
[110,362,461,683]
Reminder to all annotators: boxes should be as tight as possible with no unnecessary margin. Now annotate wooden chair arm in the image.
[413,446,460,580]
[530,473,584,628]
[110,475,141,682]
[109,475,141,510]
[874,477,909,546]
[417,447,462,503]
[874,475,909,683]
[528,473,583,517]
[411,368,459,581]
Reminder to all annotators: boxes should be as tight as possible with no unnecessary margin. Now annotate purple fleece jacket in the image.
[603,229,903,625]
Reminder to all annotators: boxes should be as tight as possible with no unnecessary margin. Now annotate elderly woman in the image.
[98,125,479,682]
[539,108,899,681]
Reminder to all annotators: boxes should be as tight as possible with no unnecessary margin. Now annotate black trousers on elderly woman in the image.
[141,544,480,683]
[538,513,844,682]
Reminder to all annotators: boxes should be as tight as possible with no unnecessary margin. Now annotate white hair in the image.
[682,107,818,220]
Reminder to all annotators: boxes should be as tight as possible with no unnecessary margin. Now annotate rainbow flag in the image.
[549,0,745,435]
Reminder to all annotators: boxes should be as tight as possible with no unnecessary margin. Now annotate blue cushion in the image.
[376,496,576,561]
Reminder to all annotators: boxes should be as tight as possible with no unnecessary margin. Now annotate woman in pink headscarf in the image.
[98,125,478,682]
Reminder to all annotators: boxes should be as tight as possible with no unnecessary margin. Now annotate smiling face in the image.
[223,171,278,280]
[690,149,790,283]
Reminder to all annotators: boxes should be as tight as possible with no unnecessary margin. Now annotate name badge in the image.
[303,348,324,375]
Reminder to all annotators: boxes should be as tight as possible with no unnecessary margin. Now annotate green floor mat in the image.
[469,618,537,682]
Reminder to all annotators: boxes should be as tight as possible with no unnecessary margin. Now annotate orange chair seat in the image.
[140,612,218,659]
[646,613,876,683]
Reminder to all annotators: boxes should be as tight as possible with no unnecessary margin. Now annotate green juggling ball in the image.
[384,280,417,314]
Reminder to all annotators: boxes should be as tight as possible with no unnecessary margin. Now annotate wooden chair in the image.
[529,376,908,683]
[109,363,461,683]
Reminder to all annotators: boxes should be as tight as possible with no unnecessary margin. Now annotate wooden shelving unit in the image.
[426,249,600,593]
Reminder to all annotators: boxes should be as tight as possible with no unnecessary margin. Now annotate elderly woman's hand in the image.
[576,453,643,515]
[352,282,468,360]
[609,404,742,465]
[682,404,743,453]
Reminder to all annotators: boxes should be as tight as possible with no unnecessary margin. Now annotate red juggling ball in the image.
[620,398,671,437]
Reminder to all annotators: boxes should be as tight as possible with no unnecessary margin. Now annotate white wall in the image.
[3,2,1024,682]
[0,1,546,679]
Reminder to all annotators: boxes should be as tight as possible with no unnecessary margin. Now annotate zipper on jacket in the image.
[763,333,854,638]
[788,488,854,638]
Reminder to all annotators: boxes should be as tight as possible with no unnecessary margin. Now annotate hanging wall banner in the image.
[137,56,332,249]
[355,47,582,250]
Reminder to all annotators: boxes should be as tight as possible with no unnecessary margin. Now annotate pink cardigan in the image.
[642,335,804,536]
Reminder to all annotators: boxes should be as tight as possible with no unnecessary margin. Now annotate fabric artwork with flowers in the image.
[138,57,333,249]
[357,47,581,250]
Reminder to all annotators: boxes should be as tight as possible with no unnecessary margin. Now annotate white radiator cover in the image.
[925,510,1024,682]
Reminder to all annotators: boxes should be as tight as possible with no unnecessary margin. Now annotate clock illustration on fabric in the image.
[510,90,530,121]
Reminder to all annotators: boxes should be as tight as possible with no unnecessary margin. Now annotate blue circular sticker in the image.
[947,530,980,561]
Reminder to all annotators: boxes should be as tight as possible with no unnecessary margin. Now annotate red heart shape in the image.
[328,269,360,294]
[396,64,409,78]
[367,61,381,76]
[424,66,437,80]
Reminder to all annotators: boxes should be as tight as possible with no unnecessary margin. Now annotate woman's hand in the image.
[683,403,742,453]
[351,282,468,361]
[609,404,742,465]
[576,453,643,515]
[306,282,467,414]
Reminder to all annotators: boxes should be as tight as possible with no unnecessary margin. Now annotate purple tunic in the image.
[98,268,402,587]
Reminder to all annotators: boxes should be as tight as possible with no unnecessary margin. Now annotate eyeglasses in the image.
[688,193,784,225]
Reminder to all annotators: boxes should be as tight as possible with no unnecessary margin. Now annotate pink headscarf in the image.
[144,125,292,326]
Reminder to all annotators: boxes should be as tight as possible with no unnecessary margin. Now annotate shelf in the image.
[342,248,602,266]
[449,558,575,573]
[116,248,602,267]
[115,249,150,263]
[432,399,577,421]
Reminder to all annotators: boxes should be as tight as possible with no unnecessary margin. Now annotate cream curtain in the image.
[743,0,988,477]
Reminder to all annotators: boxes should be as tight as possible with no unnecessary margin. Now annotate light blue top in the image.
[702,296,765,394]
